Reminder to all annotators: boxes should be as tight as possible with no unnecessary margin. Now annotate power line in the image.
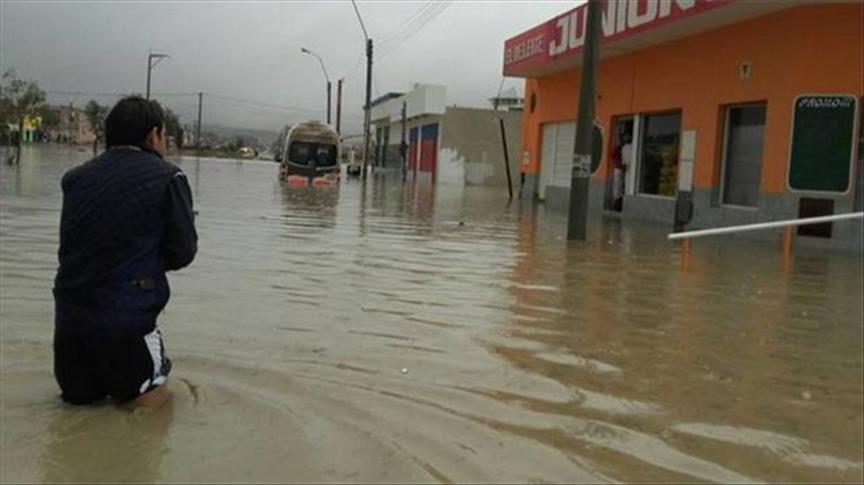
[202,101,305,119]
[375,1,453,60]
[341,54,366,80]
[44,89,332,116]
[377,0,438,46]
[378,1,452,59]
[340,1,451,80]
[206,95,363,120]
[42,89,367,132]
[45,90,196,97]
[377,0,445,50]
[45,90,116,97]
[206,94,322,114]
[43,88,366,130]
[339,2,444,81]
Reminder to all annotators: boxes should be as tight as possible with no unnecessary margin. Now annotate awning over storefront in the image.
[502,0,812,78]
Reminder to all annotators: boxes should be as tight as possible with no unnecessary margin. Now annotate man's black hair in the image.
[104,96,165,148]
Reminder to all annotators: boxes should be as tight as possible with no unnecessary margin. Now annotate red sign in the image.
[503,0,735,76]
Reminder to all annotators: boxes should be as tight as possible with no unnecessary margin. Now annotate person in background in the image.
[52,96,197,409]
[612,132,632,211]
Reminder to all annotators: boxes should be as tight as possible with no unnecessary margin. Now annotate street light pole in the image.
[300,47,332,124]
[146,51,170,100]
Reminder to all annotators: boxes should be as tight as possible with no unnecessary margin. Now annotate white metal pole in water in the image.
[668,212,864,240]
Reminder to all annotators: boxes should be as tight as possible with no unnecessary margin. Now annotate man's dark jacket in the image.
[54,145,197,336]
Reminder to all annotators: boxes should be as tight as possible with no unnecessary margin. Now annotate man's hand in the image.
[163,172,198,271]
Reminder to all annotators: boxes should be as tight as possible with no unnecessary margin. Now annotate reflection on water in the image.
[1,145,862,483]
[41,402,174,484]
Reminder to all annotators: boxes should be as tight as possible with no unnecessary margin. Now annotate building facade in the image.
[489,87,524,112]
[370,83,522,188]
[504,1,863,249]
[46,105,96,145]
[5,114,42,144]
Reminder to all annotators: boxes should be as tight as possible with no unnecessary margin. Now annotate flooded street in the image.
[1,145,862,483]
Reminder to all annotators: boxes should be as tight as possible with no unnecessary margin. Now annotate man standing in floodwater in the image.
[52,96,197,409]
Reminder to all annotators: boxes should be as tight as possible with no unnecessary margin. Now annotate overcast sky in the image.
[0,1,570,134]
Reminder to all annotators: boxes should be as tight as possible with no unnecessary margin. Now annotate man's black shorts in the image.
[53,325,172,405]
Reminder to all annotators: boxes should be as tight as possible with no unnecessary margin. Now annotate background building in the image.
[489,87,524,112]
[46,105,96,145]
[4,114,42,144]
[370,83,522,189]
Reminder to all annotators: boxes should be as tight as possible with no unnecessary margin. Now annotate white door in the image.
[539,124,556,200]
[552,122,576,187]
[539,122,576,200]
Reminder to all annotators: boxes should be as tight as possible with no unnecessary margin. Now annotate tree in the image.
[142,99,182,150]
[84,100,108,155]
[228,136,246,152]
[39,107,60,131]
[0,69,46,163]
[162,107,183,150]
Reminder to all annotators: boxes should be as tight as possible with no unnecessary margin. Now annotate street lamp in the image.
[300,47,332,125]
[350,0,372,180]
[146,51,170,100]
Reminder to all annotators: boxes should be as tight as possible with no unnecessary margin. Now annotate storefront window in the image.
[638,112,681,197]
[722,104,766,207]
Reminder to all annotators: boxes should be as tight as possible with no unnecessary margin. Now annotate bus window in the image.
[289,142,313,166]
[316,145,337,166]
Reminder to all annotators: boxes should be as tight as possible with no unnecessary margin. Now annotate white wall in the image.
[370,84,447,122]
[440,107,522,187]
[437,147,466,187]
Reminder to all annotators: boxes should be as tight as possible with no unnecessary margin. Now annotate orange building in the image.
[503,1,863,248]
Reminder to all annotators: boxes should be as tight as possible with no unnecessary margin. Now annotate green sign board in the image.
[788,95,858,193]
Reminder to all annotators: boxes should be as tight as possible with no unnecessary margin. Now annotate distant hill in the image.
[196,123,280,148]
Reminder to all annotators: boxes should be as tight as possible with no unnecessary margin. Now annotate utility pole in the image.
[494,81,513,198]
[336,79,343,135]
[350,0,372,181]
[196,92,203,150]
[362,38,373,180]
[327,81,332,125]
[400,100,407,181]
[567,0,602,241]
[499,117,513,200]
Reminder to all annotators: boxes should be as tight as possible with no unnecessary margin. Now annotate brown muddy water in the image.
[1,144,862,483]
